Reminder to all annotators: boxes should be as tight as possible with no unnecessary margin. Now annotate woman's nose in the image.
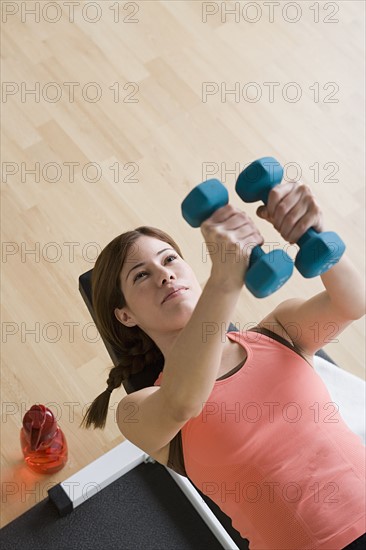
[156,266,175,283]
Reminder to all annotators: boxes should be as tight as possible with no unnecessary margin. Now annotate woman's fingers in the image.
[256,182,297,223]
[267,181,297,219]
[256,182,324,244]
[201,204,265,288]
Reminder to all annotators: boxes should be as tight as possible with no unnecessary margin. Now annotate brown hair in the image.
[80,226,184,430]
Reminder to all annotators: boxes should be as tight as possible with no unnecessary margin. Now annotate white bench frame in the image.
[49,439,240,549]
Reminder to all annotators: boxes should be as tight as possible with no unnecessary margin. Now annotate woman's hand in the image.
[256,181,325,244]
[200,203,264,290]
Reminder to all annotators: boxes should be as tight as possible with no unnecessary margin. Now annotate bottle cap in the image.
[22,404,57,451]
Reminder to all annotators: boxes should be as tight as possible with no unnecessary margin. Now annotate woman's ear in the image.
[114,307,137,327]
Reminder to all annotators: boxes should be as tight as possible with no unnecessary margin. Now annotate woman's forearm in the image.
[255,181,365,320]
[160,276,243,421]
[320,253,366,320]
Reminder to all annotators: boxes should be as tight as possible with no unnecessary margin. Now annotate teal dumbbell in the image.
[181,179,294,298]
[235,157,346,278]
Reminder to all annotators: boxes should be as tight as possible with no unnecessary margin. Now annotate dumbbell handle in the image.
[248,245,265,268]
[237,158,329,247]
[297,228,318,248]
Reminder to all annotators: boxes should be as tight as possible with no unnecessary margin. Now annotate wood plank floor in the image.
[1,0,365,528]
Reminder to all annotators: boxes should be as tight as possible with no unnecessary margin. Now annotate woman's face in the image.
[115,235,202,339]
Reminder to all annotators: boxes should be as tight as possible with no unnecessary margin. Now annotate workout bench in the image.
[45,268,365,550]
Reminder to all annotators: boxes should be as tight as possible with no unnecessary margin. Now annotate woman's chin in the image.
[163,306,195,327]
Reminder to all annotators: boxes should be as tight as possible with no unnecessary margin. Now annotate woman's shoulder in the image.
[245,314,314,368]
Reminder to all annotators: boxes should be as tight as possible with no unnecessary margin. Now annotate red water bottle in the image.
[20,404,68,474]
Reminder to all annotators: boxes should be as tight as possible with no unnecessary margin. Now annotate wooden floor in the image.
[1,0,365,528]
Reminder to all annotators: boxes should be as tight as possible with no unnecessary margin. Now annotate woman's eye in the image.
[133,255,177,282]
[134,271,147,282]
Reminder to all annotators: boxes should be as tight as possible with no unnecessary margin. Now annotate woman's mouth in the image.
[163,288,188,303]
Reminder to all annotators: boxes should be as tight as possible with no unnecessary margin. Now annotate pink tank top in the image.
[154,330,366,549]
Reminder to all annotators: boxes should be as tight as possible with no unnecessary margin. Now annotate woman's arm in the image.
[318,252,365,319]
[161,277,242,420]
[256,182,365,355]
[160,204,264,420]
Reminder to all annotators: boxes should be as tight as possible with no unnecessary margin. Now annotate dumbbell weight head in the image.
[246,247,294,299]
[181,179,229,227]
[235,157,283,204]
[296,228,346,278]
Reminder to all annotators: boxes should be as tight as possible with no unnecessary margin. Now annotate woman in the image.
[81,181,365,549]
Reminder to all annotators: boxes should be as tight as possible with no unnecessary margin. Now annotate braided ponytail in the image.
[79,364,124,430]
[80,226,183,430]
